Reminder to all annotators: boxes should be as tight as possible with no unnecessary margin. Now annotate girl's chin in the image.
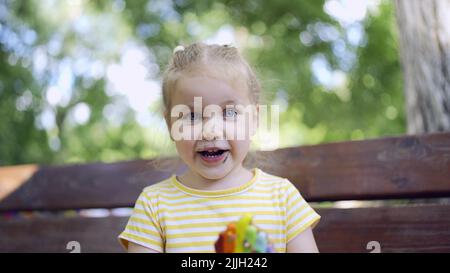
[194,163,233,180]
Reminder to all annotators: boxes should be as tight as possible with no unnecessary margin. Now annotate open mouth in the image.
[197,149,229,163]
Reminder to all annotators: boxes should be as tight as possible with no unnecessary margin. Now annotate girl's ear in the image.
[164,110,175,142]
[164,111,169,128]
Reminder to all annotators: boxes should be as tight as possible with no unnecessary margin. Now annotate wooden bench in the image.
[1,132,449,253]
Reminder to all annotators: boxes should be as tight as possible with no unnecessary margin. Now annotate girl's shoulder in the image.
[141,176,176,196]
[257,169,308,201]
[257,168,296,189]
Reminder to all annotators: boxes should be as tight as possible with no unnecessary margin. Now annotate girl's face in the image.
[168,72,257,180]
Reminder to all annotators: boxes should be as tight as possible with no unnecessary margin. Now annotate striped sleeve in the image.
[118,190,164,252]
[284,180,321,243]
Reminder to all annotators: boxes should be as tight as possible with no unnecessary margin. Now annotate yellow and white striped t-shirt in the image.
[118,168,320,253]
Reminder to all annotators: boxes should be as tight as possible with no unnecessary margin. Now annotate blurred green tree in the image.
[0,0,405,166]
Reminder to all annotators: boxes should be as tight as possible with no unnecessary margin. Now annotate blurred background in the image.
[0,0,405,167]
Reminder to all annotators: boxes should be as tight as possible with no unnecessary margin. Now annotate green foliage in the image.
[0,0,405,166]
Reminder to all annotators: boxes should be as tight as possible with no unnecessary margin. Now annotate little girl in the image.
[118,42,321,253]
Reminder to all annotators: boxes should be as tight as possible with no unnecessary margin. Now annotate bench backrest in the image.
[0,132,449,252]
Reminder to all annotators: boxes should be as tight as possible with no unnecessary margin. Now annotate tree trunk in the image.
[395,0,450,133]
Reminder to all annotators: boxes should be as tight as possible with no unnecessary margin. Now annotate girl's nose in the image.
[202,116,224,140]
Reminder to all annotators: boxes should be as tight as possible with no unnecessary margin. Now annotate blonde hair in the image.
[161,42,262,121]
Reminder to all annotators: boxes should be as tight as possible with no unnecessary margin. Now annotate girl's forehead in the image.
[172,74,251,106]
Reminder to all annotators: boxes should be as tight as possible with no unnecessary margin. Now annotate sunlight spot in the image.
[299,31,314,46]
[385,106,398,120]
[106,43,161,115]
[72,102,91,125]
[46,86,63,106]
[16,90,33,111]
[324,0,380,26]
[204,25,236,46]
[36,107,56,131]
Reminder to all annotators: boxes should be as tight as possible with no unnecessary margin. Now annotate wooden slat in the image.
[263,132,450,201]
[0,158,187,211]
[1,204,449,253]
[0,132,449,211]
[0,215,127,253]
[315,204,450,252]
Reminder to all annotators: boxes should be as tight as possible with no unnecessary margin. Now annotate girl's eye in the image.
[223,108,238,119]
[183,112,201,123]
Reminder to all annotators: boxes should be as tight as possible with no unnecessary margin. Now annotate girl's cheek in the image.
[229,140,250,156]
[224,124,235,140]
[223,120,248,141]
[175,141,195,158]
